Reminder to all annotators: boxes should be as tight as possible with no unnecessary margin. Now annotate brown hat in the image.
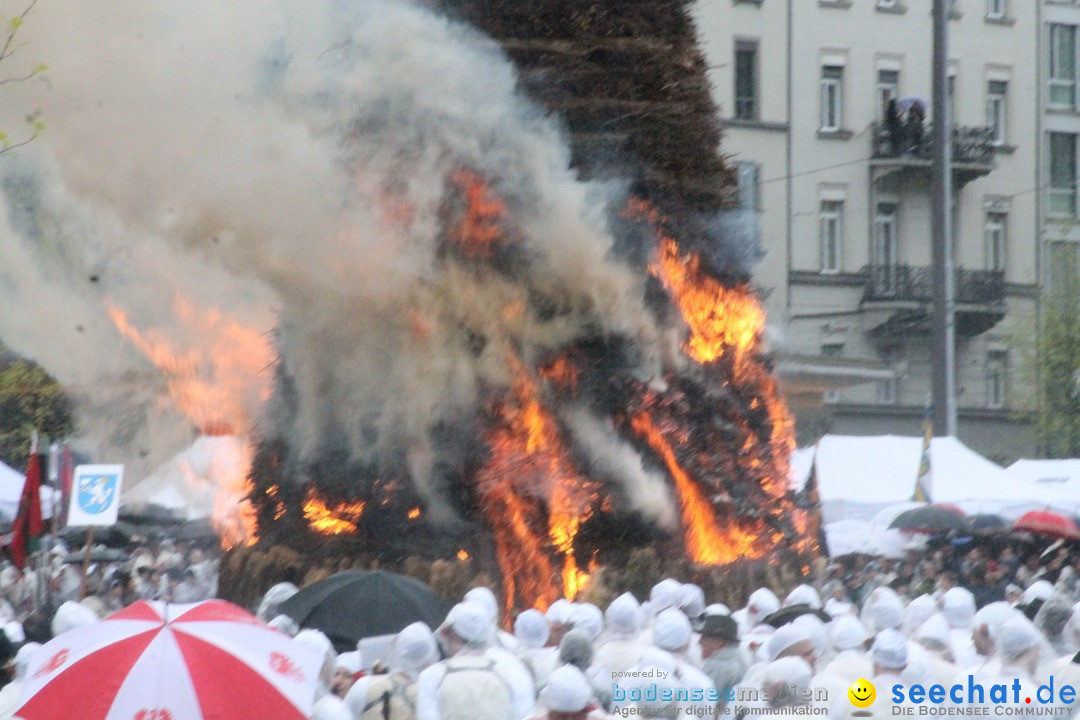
[700,614,738,643]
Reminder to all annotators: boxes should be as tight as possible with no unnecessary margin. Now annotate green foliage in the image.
[0,358,73,467]
[1036,293,1080,458]
[0,1,46,156]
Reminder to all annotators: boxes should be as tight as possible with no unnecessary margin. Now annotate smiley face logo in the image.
[848,678,876,708]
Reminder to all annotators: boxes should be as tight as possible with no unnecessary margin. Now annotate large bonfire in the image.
[0,0,817,614]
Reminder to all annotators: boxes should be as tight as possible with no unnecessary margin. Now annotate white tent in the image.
[998,459,1080,519]
[121,436,250,521]
[0,459,59,520]
[810,434,1011,522]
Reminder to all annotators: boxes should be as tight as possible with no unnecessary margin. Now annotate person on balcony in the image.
[906,101,926,155]
[885,98,905,156]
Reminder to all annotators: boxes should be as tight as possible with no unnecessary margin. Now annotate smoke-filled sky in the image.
[0,0,680,521]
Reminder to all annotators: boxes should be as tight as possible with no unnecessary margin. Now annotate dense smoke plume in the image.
[0,0,672,503]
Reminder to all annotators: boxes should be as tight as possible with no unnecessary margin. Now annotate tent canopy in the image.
[0,459,58,520]
[120,436,249,522]
[810,434,1011,523]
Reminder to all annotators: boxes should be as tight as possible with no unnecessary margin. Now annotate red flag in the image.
[11,443,44,569]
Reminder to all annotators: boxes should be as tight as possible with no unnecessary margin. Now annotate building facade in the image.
[694,0,1040,462]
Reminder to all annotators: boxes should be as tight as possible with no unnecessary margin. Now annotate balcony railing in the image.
[871,123,996,166]
[864,265,1005,305]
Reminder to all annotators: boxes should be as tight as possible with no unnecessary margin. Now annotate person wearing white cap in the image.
[761,657,816,718]
[467,586,520,651]
[647,579,682,617]
[783,584,822,610]
[0,641,39,720]
[733,588,780,637]
[256,581,299,623]
[811,615,871,705]
[545,599,575,649]
[941,587,978,668]
[650,608,715,717]
[914,614,958,685]
[50,600,99,637]
[295,629,338,696]
[526,664,609,720]
[676,584,706,664]
[570,603,604,642]
[348,622,437,720]
[331,650,363,698]
[902,595,937,638]
[417,602,535,720]
[973,616,1052,711]
[593,593,646,674]
[515,608,559,686]
[861,587,904,634]
[871,628,908,684]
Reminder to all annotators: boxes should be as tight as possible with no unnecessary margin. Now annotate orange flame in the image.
[108,297,271,549]
[649,237,764,377]
[451,170,507,259]
[477,354,596,615]
[302,490,366,535]
[539,356,579,391]
[631,412,759,564]
[407,507,422,519]
[629,198,802,539]
[107,297,273,436]
[457,549,470,561]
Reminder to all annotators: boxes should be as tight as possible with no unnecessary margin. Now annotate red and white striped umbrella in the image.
[16,599,323,720]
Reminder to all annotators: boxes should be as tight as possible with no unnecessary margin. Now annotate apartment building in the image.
[1043,2,1080,304]
[694,0,1039,462]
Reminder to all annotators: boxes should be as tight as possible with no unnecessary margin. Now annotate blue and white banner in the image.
[67,465,124,527]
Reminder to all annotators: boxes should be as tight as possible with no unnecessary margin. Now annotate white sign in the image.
[67,464,124,527]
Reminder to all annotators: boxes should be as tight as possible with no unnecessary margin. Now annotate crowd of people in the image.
[2,532,1080,719]
[248,534,1080,720]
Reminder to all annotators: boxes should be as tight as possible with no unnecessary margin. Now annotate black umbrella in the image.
[278,570,450,653]
[966,513,1007,533]
[761,604,831,628]
[63,546,128,564]
[889,505,965,534]
[60,522,137,548]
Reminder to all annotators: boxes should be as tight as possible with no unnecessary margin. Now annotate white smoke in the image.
[0,0,669,510]
[562,407,677,529]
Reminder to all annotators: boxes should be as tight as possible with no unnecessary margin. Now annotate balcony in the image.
[870,123,996,187]
[861,265,1006,338]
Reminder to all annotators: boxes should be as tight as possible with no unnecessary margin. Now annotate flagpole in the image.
[79,526,95,600]
[30,431,43,615]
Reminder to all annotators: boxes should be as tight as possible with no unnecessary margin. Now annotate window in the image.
[986,80,1007,145]
[820,201,843,273]
[734,41,758,121]
[821,66,844,131]
[1049,241,1080,302]
[874,202,899,294]
[736,162,760,210]
[877,0,897,8]
[986,0,1005,19]
[1050,24,1077,108]
[877,70,899,122]
[1049,132,1078,217]
[985,212,1006,272]
[986,350,1007,410]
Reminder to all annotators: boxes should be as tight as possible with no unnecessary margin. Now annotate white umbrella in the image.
[17,600,323,720]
